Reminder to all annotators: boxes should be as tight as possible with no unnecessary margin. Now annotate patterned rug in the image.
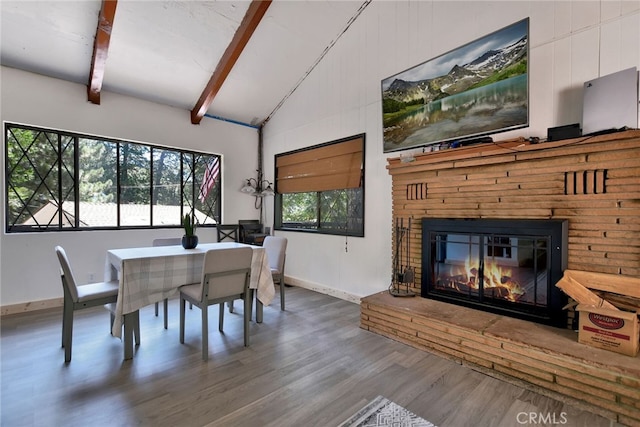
[339,395,437,427]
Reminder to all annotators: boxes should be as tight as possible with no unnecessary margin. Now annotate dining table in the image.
[105,242,275,359]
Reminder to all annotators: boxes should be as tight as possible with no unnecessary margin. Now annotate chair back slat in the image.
[217,224,239,242]
[153,237,181,247]
[200,247,252,301]
[55,246,79,302]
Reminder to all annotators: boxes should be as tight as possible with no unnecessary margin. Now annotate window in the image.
[274,134,364,236]
[5,123,221,232]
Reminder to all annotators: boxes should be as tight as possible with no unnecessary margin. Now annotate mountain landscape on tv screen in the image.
[382,20,529,152]
[383,36,527,111]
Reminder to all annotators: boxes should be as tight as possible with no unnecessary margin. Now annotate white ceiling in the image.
[1,0,369,127]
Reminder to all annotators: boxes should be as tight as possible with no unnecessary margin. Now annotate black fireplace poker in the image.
[389,217,416,297]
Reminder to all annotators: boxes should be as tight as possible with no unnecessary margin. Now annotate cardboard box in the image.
[576,304,639,356]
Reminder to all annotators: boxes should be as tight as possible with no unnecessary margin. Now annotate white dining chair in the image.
[55,246,139,363]
[152,237,182,329]
[262,236,288,311]
[179,247,252,361]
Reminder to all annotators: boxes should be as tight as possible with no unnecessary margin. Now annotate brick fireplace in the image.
[361,130,640,424]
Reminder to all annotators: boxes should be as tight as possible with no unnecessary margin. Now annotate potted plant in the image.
[181,213,198,249]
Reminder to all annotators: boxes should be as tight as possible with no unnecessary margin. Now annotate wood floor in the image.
[1,287,620,427]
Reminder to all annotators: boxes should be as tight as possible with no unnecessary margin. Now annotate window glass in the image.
[4,123,221,232]
[120,143,151,226]
[275,134,365,237]
[79,138,117,226]
[152,148,182,226]
[281,192,318,229]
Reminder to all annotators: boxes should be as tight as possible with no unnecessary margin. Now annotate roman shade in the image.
[275,134,364,194]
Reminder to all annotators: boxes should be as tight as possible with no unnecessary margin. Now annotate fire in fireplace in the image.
[422,218,568,327]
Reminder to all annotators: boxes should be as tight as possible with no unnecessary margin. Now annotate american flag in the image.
[199,157,220,202]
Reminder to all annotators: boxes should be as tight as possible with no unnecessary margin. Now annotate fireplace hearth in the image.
[422,218,568,327]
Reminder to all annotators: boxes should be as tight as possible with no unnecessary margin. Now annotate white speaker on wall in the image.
[582,67,639,135]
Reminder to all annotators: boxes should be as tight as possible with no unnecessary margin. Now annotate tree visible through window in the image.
[5,123,221,232]
[275,134,365,237]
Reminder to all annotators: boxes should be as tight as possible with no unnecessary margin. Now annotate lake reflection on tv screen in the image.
[383,75,527,152]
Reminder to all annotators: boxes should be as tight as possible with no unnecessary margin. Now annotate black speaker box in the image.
[547,123,582,141]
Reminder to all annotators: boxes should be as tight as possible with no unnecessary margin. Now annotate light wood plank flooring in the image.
[1,287,619,427]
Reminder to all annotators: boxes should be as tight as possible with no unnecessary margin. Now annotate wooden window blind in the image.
[275,134,364,194]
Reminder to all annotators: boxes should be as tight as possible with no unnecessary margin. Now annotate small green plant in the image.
[182,213,197,236]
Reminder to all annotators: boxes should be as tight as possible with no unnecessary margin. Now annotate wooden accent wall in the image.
[386,130,640,294]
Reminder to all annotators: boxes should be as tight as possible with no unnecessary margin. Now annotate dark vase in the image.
[182,235,198,249]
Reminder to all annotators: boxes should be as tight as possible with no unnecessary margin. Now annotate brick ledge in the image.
[361,291,640,426]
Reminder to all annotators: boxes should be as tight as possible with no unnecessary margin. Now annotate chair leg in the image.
[218,303,225,332]
[155,301,159,316]
[61,302,67,347]
[243,295,250,347]
[248,289,254,321]
[63,299,74,363]
[201,305,209,361]
[228,300,234,313]
[280,279,285,311]
[163,298,168,329]
[179,296,186,344]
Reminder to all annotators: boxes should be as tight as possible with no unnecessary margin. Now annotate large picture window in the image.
[274,134,364,236]
[4,123,221,232]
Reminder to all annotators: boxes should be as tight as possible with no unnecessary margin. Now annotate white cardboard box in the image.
[577,304,639,357]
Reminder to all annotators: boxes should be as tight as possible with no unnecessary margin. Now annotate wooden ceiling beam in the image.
[191,0,272,125]
[87,0,118,105]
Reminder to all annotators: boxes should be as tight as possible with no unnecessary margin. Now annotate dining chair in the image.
[179,247,252,361]
[238,220,266,245]
[216,224,239,242]
[55,246,139,363]
[152,237,182,329]
[262,236,288,311]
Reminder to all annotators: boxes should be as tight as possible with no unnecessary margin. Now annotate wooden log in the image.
[593,291,640,313]
[555,274,618,310]
[567,269,640,299]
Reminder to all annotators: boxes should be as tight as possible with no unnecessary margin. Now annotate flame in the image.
[440,258,525,302]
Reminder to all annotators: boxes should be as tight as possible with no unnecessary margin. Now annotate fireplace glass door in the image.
[433,233,549,306]
[422,219,568,326]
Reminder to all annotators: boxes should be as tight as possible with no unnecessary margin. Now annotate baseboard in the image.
[1,297,63,316]
[0,278,361,316]
[285,276,361,304]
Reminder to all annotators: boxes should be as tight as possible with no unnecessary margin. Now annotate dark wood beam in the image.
[87,0,118,105]
[191,0,272,125]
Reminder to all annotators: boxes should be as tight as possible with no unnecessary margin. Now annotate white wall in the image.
[262,1,640,300]
[0,66,261,307]
[2,1,639,309]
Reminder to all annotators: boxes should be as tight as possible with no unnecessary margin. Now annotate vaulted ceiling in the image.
[1,0,370,127]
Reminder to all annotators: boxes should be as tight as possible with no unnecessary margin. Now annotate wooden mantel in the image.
[386,129,640,293]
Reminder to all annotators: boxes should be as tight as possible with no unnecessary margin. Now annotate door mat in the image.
[339,395,436,427]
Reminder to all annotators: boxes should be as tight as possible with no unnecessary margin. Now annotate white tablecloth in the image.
[106,242,275,338]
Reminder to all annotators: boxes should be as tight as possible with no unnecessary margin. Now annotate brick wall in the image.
[387,130,640,295]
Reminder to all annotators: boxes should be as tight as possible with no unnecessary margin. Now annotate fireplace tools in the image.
[389,217,415,297]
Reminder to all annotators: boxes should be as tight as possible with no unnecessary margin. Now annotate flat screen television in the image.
[382,18,529,153]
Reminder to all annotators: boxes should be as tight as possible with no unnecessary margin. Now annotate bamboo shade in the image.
[276,135,363,193]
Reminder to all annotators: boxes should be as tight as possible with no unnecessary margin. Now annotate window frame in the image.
[4,122,222,233]
[274,133,365,237]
